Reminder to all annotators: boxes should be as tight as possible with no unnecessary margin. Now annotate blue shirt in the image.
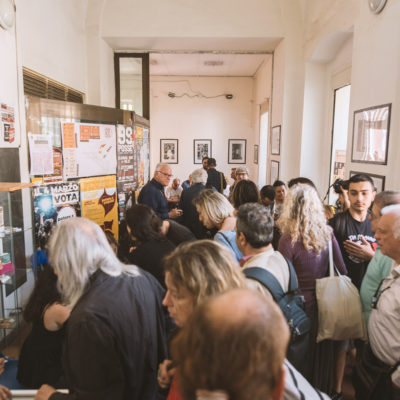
[138,178,169,219]
[214,229,243,262]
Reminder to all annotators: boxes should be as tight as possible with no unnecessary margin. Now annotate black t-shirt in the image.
[329,210,376,289]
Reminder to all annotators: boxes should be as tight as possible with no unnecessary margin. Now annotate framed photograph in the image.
[349,171,386,192]
[160,139,178,164]
[351,103,391,165]
[270,160,279,184]
[193,139,212,164]
[271,125,281,155]
[254,145,259,164]
[228,139,246,164]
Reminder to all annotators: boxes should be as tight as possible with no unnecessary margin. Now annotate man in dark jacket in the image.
[36,218,169,400]
[178,168,208,239]
[206,158,226,194]
[138,163,182,220]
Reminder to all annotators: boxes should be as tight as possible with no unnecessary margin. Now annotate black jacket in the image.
[138,178,169,219]
[50,269,169,400]
[206,168,226,193]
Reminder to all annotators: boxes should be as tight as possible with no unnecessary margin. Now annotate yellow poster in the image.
[80,175,118,240]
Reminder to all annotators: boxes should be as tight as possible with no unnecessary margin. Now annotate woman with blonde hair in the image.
[158,240,246,400]
[278,184,347,394]
[193,189,242,261]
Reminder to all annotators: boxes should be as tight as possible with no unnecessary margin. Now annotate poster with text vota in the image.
[61,122,117,179]
[116,125,137,219]
[33,181,81,249]
[136,126,150,188]
[80,175,118,240]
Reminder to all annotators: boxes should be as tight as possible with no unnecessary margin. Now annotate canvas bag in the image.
[315,240,367,342]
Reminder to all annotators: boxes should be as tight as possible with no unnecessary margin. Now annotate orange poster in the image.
[62,123,76,148]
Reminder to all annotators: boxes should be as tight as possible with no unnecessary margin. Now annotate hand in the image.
[343,236,375,261]
[168,209,182,219]
[157,359,176,389]
[0,358,5,375]
[0,385,11,400]
[35,384,57,400]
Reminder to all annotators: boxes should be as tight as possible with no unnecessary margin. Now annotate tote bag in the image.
[315,240,367,342]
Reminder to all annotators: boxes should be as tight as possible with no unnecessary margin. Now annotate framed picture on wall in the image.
[193,139,212,164]
[228,139,246,164]
[160,139,178,164]
[254,145,259,164]
[350,171,385,192]
[271,125,281,155]
[270,160,279,184]
[351,103,391,165]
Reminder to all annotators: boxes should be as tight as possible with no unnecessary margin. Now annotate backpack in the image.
[243,259,311,374]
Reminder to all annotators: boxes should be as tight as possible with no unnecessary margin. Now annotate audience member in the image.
[158,240,246,400]
[125,204,175,287]
[230,179,259,210]
[260,185,276,210]
[178,168,208,239]
[272,180,287,219]
[354,205,400,400]
[360,190,400,324]
[18,265,70,389]
[235,166,249,181]
[206,158,226,194]
[160,219,196,246]
[166,178,183,208]
[328,173,376,290]
[35,217,168,400]
[138,163,182,220]
[278,184,347,394]
[288,176,317,190]
[171,289,288,400]
[181,175,191,190]
[202,156,209,171]
[193,189,242,261]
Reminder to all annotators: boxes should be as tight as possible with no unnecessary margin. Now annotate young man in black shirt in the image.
[329,173,377,290]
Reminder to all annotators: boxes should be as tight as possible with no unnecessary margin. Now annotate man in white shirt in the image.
[165,178,183,208]
[355,204,400,399]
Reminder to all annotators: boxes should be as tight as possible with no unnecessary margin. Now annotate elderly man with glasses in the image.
[138,163,182,220]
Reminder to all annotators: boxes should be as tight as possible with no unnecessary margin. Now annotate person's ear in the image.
[270,366,286,400]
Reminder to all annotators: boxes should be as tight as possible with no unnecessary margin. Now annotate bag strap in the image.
[220,172,223,193]
[328,239,341,277]
[286,257,300,292]
[244,267,285,302]
[216,231,235,253]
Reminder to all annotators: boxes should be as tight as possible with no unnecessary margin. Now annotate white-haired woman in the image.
[278,184,347,395]
[193,189,242,261]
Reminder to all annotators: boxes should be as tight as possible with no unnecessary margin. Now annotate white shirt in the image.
[165,185,183,201]
[369,262,400,386]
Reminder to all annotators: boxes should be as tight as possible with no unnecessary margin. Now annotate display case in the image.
[0,182,33,347]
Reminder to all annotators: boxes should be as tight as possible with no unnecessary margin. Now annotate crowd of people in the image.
[2,157,400,400]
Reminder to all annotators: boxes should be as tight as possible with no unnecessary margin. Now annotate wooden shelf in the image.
[0,182,34,192]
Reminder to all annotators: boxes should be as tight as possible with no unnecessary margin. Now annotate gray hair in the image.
[235,166,249,176]
[48,217,139,307]
[381,204,400,239]
[374,191,400,214]
[236,203,274,248]
[191,168,208,184]
[155,163,170,172]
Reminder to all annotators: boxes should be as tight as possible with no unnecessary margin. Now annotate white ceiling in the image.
[148,53,271,77]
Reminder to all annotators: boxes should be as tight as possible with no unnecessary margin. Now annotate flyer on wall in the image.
[80,175,118,240]
[28,133,54,175]
[116,124,138,218]
[0,102,19,148]
[62,122,117,179]
[33,181,81,249]
[136,126,150,188]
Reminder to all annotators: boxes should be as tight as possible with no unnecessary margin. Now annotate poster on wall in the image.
[136,126,150,188]
[0,102,19,148]
[33,181,81,249]
[80,175,118,240]
[28,133,54,175]
[42,148,63,184]
[61,122,117,179]
[332,150,346,183]
[116,124,138,218]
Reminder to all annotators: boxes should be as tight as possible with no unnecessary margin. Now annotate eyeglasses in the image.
[157,170,173,178]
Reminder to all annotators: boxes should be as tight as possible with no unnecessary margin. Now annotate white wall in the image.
[150,76,254,184]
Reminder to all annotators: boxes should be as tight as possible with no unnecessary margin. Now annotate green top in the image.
[360,248,393,326]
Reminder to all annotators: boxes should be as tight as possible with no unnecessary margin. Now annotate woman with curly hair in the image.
[278,184,347,394]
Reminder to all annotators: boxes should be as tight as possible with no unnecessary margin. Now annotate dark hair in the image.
[105,231,117,248]
[125,204,164,245]
[231,180,259,209]
[236,203,274,248]
[348,173,375,190]
[288,177,316,189]
[207,158,217,167]
[202,156,209,162]
[24,264,62,323]
[273,180,286,188]
[260,185,275,201]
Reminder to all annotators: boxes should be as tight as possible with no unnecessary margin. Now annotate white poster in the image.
[0,102,19,148]
[28,133,54,175]
[62,122,117,179]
